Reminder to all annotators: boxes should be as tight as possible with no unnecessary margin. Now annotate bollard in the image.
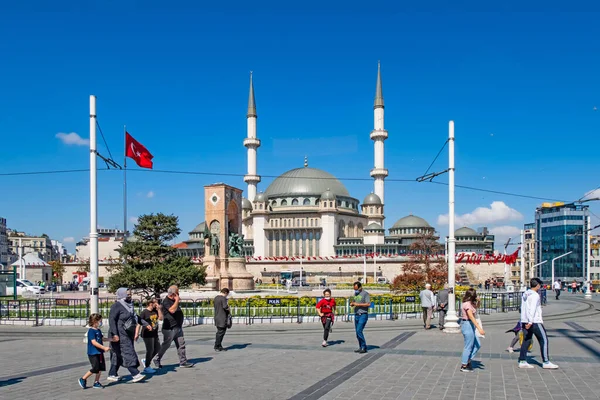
[296,298,302,324]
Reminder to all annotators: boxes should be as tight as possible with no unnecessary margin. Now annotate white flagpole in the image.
[123,126,128,244]
[89,95,99,314]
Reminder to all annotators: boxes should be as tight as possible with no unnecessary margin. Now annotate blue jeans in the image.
[461,320,481,365]
[355,313,368,350]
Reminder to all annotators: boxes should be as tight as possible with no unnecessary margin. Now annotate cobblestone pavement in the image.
[1,296,599,400]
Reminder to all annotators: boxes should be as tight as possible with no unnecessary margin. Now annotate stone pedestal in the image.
[201,255,255,291]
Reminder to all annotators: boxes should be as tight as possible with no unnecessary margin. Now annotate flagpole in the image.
[123,126,128,244]
[89,95,99,315]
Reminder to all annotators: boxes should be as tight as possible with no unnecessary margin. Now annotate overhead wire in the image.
[422,138,449,177]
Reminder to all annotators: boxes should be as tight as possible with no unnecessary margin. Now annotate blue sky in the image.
[1,6,599,252]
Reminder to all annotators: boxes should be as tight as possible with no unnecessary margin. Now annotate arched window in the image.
[292,198,299,206]
[348,221,355,237]
[357,223,364,237]
[281,199,287,206]
[303,198,311,206]
[338,220,346,238]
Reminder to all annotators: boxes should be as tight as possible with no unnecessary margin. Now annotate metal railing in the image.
[0,292,525,326]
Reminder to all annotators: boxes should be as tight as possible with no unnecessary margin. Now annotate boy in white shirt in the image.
[518,278,558,369]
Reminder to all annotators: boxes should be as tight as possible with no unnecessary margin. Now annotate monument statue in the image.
[210,234,220,256]
[228,232,245,258]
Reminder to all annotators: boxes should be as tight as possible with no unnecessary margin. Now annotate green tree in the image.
[49,260,65,283]
[108,213,206,299]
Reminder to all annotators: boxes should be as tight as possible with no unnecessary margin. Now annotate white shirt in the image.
[520,289,543,324]
[553,281,561,290]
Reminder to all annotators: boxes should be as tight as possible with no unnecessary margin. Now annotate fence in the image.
[0,292,524,326]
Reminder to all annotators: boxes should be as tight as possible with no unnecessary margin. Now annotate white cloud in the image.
[582,188,600,201]
[129,217,138,225]
[56,132,89,146]
[438,201,523,227]
[147,191,155,198]
[63,236,75,243]
[489,225,521,237]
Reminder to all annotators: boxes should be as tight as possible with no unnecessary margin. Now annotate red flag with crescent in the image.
[125,132,153,169]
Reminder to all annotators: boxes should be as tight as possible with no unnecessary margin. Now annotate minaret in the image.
[244,72,261,201]
[370,61,388,213]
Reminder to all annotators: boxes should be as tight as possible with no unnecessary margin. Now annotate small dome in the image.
[455,227,478,236]
[365,222,384,231]
[363,193,382,206]
[190,222,206,233]
[320,189,336,200]
[242,198,252,210]
[254,192,267,202]
[391,215,431,229]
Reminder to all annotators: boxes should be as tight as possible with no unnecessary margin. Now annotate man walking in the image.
[214,288,231,351]
[153,285,193,369]
[553,279,561,300]
[419,283,434,329]
[518,278,558,369]
[437,284,449,330]
[350,281,370,354]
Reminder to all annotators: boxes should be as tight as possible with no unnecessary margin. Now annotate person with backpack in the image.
[316,289,336,347]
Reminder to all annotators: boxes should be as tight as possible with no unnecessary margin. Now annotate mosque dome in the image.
[254,192,267,202]
[362,193,382,205]
[455,227,478,236]
[320,189,336,200]
[242,198,252,210]
[264,167,350,198]
[391,215,431,229]
[365,222,384,231]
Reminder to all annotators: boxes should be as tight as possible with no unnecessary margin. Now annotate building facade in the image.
[8,231,56,262]
[0,217,8,267]
[452,227,495,255]
[591,235,600,281]
[535,202,589,281]
[75,229,125,261]
[523,223,536,279]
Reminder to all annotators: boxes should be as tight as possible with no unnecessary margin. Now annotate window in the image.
[303,198,311,206]
[281,199,288,206]
[292,198,299,206]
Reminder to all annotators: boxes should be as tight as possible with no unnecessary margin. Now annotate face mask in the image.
[354,290,360,295]
[324,296,331,300]
[125,297,132,303]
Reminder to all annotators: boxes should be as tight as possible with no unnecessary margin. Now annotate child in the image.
[79,313,110,389]
[506,320,533,353]
[316,289,336,347]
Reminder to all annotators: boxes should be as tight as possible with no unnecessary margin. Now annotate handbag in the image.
[226,314,233,329]
[475,316,485,338]
[83,329,89,344]
[123,315,138,338]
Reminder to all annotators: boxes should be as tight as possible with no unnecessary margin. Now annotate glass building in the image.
[535,203,589,281]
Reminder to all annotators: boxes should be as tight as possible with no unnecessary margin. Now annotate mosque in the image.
[175,64,497,283]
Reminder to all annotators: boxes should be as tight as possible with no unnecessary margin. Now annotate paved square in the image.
[1,296,599,400]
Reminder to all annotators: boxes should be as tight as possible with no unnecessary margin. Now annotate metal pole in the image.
[123,126,128,244]
[551,251,572,286]
[373,243,377,283]
[363,248,367,283]
[520,230,525,290]
[89,95,99,314]
[444,121,460,333]
[586,215,592,298]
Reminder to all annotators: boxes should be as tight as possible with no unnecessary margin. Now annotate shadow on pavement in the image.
[327,340,345,346]
[225,343,251,350]
[0,377,25,387]
[152,357,214,377]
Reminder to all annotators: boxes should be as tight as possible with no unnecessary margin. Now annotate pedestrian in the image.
[79,313,110,389]
[437,284,449,330]
[419,283,434,329]
[553,279,561,300]
[460,288,485,372]
[153,285,193,368]
[214,288,231,351]
[316,288,336,347]
[518,278,558,369]
[136,297,163,374]
[505,319,532,353]
[350,281,370,354]
[107,288,145,383]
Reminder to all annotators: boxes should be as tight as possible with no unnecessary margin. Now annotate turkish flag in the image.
[125,132,153,169]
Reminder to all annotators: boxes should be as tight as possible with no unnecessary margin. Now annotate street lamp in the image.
[532,260,547,278]
[551,251,573,285]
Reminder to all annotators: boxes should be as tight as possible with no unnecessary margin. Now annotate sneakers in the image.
[506,347,514,353]
[357,349,367,354]
[179,362,194,368]
[322,340,328,347]
[153,359,163,369]
[518,361,534,369]
[107,375,122,382]
[78,378,87,389]
[543,361,559,369]
[92,382,104,389]
[131,373,146,383]
[141,358,146,367]
[460,365,473,373]
[143,367,156,374]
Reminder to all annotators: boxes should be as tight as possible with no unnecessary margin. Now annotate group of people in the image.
[79,285,232,389]
[460,277,559,372]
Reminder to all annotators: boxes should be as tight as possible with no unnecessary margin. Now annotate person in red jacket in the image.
[316,289,336,347]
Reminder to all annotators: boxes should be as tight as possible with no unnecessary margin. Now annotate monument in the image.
[202,183,255,291]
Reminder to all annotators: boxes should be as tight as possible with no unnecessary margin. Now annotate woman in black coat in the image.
[107,287,146,382]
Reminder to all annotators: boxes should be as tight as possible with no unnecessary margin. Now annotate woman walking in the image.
[107,288,145,383]
[316,289,336,347]
[460,288,485,372]
[137,297,163,374]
